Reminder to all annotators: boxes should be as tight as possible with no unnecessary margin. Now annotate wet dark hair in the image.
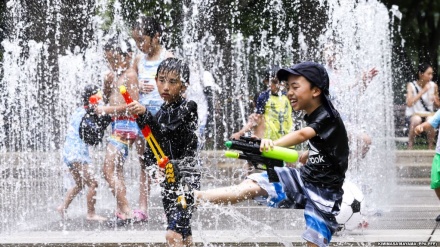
[156,58,190,85]
[416,62,433,79]
[132,16,162,38]
[82,84,99,106]
[104,36,132,56]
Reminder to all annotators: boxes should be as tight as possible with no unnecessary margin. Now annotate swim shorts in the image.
[249,167,342,247]
[162,170,201,239]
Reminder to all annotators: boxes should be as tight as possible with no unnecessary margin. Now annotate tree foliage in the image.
[383,0,440,79]
[0,0,439,148]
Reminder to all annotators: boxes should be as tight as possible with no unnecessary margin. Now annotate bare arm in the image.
[415,121,434,135]
[359,67,379,93]
[230,113,262,139]
[433,84,440,108]
[96,69,139,116]
[406,82,430,107]
[102,72,113,104]
[252,114,265,138]
[96,104,128,116]
[342,67,379,94]
[132,55,141,74]
[298,150,309,164]
[260,127,316,152]
[125,68,139,101]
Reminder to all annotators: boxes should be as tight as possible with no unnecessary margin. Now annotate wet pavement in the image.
[1,183,440,246]
[0,150,439,246]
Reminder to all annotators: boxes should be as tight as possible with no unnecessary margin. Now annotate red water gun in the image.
[119,86,180,186]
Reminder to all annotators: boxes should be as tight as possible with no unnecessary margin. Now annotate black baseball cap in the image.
[263,65,281,81]
[277,61,339,118]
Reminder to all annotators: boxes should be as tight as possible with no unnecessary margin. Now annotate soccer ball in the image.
[336,180,367,231]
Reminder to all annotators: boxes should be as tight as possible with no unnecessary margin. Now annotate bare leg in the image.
[427,129,436,150]
[136,137,150,216]
[434,188,440,221]
[182,235,193,247]
[165,230,184,247]
[359,133,372,159]
[57,164,85,218]
[434,188,440,200]
[103,143,133,219]
[426,116,436,150]
[80,164,107,221]
[307,242,319,247]
[408,115,422,149]
[195,179,267,205]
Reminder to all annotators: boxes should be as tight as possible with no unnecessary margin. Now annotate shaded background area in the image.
[0,0,397,235]
[384,0,440,105]
[0,0,423,149]
[0,0,438,149]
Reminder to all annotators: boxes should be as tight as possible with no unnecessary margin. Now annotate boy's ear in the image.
[312,87,322,98]
[181,81,188,91]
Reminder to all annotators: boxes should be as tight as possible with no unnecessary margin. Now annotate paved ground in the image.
[1,183,440,246]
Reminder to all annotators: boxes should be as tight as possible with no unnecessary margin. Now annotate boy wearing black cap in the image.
[195,61,349,247]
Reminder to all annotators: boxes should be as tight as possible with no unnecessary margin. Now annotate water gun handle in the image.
[225,140,298,163]
[119,85,138,118]
[225,151,283,182]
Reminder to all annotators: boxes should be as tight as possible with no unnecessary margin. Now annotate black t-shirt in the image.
[136,98,198,168]
[300,105,349,189]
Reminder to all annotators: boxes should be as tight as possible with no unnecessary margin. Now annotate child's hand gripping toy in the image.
[225,136,298,183]
[119,85,189,209]
[79,92,111,146]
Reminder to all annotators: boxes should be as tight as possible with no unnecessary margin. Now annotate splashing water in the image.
[0,0,395,243]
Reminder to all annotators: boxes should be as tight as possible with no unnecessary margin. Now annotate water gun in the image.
[119,86,177,181]
[119,86,189,208]
[225,136,298,183]
[89,93,102,106]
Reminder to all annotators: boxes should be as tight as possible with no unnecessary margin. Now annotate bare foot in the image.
[86,214,107,221]
[57,206,66,219]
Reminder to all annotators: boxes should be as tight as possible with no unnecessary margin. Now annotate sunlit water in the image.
[0,0,395,242]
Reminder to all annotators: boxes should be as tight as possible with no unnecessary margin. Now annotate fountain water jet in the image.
[0,0,396,244]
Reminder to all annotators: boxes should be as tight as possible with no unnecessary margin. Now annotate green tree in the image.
[384,0,440,82]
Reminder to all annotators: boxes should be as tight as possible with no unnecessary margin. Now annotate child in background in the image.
[128,58,199,247]
[415,110,440,221]
[131,15,174,221]
[57,84,107,221]
[97,36,139,225]
[231,65,293,140]
[230,66,293,175]
[195,62,349,247]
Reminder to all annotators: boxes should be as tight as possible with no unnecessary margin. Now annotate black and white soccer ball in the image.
[336,180,367,231]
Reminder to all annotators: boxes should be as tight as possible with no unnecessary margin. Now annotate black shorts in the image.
[162,172,200,239]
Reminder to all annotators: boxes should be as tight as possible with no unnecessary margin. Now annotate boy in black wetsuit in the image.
[127,57,199,247]
[195,62,349,247]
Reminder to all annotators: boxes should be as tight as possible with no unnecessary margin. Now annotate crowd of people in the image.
[56,14,440,247]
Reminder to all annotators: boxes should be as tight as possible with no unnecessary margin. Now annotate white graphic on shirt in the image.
[308,142,325,164]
